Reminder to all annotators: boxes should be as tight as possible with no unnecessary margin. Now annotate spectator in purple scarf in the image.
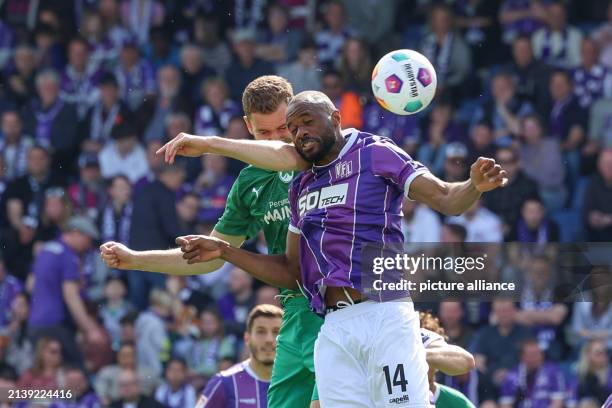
[194,154,235,225]
[194,77,240,137]
[22,69,80,179]
[217,266,256,337]
[113,38,156,111]
[315,1,355,68]
[60,37,104,119]
[499,339,565,408]
[99,175,133,247]
[573,38,612,111]
[49,366,101,408]
[81,10,117,69]
[499,0,548,44]
[119,0,165,46]
[0,110,33,182]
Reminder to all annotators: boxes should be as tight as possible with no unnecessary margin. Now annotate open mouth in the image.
[300,138,319,151]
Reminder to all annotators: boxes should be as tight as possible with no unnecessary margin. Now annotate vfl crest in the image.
[335,161,353,179]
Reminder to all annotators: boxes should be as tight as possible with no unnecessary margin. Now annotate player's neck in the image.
[247,358,272,381]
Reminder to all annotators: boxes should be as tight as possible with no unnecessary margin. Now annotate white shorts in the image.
[314,300,431,407]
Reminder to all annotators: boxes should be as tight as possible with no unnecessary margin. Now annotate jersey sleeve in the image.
[420,328,445,348]
[287,178,301,234]
[214,176,256,238]
[198,375,227,407]
[369,138,429,198]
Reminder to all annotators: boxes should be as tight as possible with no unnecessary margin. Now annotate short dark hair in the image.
[242,76,294,116]
[246,304,283,333]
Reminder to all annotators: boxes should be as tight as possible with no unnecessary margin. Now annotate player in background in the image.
[196,304,282,408]
[100,76,323,408]
[420,311,477,407]
[174,91,507,406]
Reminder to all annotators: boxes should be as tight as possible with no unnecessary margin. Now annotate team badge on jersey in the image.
[335,161,353,179]
[279,171,294,183]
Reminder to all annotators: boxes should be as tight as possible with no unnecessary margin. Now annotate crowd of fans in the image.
[0,0,611,407]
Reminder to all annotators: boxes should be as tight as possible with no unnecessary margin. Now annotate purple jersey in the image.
[500,362,565,408]
[197,360,269,408]
[605,393,612,408]
[573,65,612,108]
[288,130,429,313]
[0,274,23,328]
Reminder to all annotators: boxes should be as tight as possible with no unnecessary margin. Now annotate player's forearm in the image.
[439,180,482,216]
[206,136,308,171]
[131,248,226,275]
[220,246,299,289]
[426,344,475,375]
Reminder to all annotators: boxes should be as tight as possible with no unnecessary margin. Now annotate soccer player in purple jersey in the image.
[197,304,282,408]
[178,91,508,407]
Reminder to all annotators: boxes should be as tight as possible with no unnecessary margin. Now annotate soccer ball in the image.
[371,49,437,115]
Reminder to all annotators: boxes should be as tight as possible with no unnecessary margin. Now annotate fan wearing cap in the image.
[28,216,106,366]
[443,142,470,182]
[99,122,149,184]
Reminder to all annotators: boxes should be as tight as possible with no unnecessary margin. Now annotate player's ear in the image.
[244,331,250,344]
[243,115,254,136]
[331,110,341,128]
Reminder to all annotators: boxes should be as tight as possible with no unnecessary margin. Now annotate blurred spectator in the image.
[532,1,583,69]
[0,20,15,68]
[83,73,132,152]
[225,29,275,102]
[218,267,257,337]
[99,277,135,352]
[80,9,116,69]
[587,98,612,156]
[199,304,282,407]
[143,26,180,72]
[499,339,565,408]
[176,192,200,233]
[255,286,280,308]
[421,3,472,102]
[100,175,133,246]
[338,37,373,97]
[99,0,133,52]
[508,197,560,243]
[472,298,532,386]
[68,153,106,220]
[498,0,547,44]
[194,154,234,225]
[154,358,197,408]
[179,43,216,106]
[3,145,63,279]
[256,2,303,64]
[17,336,65,389]
[34,187,72,245]
[340,0,396,54]
[132,140,164,192]
[0,253,22,330]
[362,101,421,149]
[99,122,149,184]
[441,222,467,244]
[571,340,612,405]
[475,71,533,144]
[570,266,612,350]
[192,14,232,75]
[447,199,504,242]
[277,37,322,94]
[194,77,240,136]
[400,199,442,245]
[22,69,80,177]
[506,35,551,114]
[482,147,539,237]
[181,308,236,380]
[109,368,164,408]
[139,65,192,143]
[440,370,498,407]
[321,69,362,129]
[2,293,34,375]
[3,45,38,109]
[518,114,567,210]
[61,365,101,407]
[442,142,469,183]
[114,39,156,111]
[28,217,105,366]
[95,341,157,405]
[592,2,612,69]
[584,149,612,242]
[33,23,66,71]
[516,255,567,357]
[0,110,33,181]
[452,0,501,68]
[315,0,354,67]
[60,36,103,119]
[119,0,165,46]
[418,100,465,176]
[135,288,171,379]
[467,121,497,164]
[439,301,474,350]
[128,163,185,308]
[573,38,612,110]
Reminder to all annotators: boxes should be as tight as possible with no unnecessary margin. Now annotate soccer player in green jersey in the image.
[100,75,322,408]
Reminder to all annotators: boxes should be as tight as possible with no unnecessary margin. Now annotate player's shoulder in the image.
[218,361,248,378]
[237,165,275,183]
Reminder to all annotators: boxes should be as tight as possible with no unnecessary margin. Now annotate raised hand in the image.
[156,132,212,164]
[99,241,136,270]
[469,157,508,192]
[175,235,230,264]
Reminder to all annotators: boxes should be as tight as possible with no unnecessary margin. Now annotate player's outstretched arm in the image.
[176,232,300,290]
[157,133,309,171]
[425,342,476,376]
[409,157,508,216]
[99,230,245,275]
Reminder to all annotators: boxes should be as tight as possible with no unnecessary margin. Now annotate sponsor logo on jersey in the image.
[389,394,410,405]
[279,171,294,183]
[335,161,353,179]
[298,183,348,216]
[252,186,263,198]
[238,398,256,404]
[263,206,291,224]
